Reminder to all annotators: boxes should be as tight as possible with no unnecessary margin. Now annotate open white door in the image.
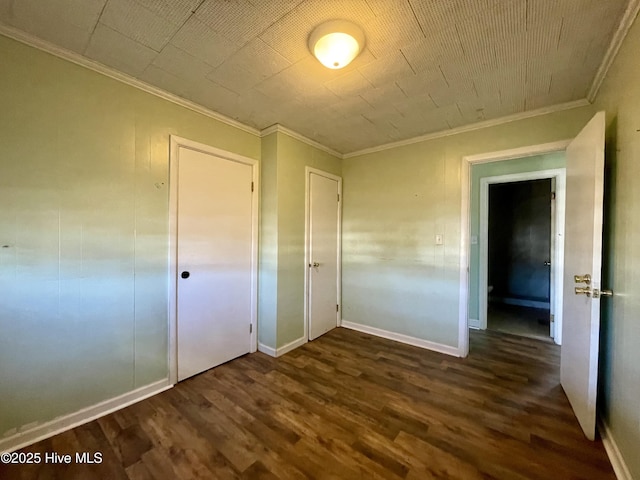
[561,111,612,440]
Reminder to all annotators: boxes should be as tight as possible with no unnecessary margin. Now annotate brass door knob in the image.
[575,286,592,297]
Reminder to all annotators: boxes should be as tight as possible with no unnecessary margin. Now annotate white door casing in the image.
[169,136,258,384]
[560,111,608,440]
[305,168,341,341]
[459,139,573,357]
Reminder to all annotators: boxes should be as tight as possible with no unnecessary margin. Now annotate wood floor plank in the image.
[0,328,616,479]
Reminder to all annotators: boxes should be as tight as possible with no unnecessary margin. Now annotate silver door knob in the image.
[312,262,320,268]
[544,261,551,266]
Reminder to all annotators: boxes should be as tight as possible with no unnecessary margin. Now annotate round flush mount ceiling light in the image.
[308,20,365,69]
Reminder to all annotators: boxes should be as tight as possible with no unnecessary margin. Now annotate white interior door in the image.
[177,147,253,381]
[307,171,340,341]
[561,111,609,440]
[549,177,556,339]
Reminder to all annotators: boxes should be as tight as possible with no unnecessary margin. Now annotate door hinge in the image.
[551,191,556,200]
[337,304,339,312]
[337,193,340,202]
[249,324,253,333]
[251,182,254,192]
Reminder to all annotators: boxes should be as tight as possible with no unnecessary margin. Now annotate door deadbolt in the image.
[181,271,190,279]
[574,274,591,285]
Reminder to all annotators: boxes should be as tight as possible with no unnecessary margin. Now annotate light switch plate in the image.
[435,234,443,245]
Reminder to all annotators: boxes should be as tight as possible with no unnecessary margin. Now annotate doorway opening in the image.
[478,168,566,345]
[487,178,553,342]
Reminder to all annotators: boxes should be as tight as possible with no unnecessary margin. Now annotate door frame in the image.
[304,167,342,342]
[168,135,259,385]
[477,169,566,344]
[459,139,571,356]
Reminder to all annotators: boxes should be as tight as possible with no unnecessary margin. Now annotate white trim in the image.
[599,418,633,480]
[276,336,308,357]
[168,136,259,385]
[464,140,572,164]
[343,101,589,158]
[261,124,343,158]
[304,167,343,342]
[478,168,566,343]
[460,140,570,355]
[257,343,277,357]
[341,321,461,357]
[0,25,260,137]
[0,379,170,453]
[257,336,307,358]
[588,0,640,102]
[468,318,480,329]
[459,151,472,357]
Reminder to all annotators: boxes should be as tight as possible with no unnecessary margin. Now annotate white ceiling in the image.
[0,0,632,154]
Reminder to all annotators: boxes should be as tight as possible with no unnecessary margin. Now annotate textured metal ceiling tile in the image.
[0,0,105,52]
[195,0,274,46]
[133,0,201,26]
[100,0,179,51]
[170,17,239,68]
[248,0,303,20]
[85,22,157,77]
[325,70,374,98]
[259,8,313,63]
[151,44,214,81]
[4,0,633,153]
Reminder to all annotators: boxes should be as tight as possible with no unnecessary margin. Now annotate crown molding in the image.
[587,0,640,102]
[260,124,343,158]
[0,23,261,137]
[343,99,591,159]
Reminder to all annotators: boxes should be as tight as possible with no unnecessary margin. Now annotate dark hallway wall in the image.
[488,179,551,305]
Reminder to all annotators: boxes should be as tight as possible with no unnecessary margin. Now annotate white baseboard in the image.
[0,379,171,454]
[276,336,307,356]
[258,335,307,358]
[257,342,277,357]
[599,417,633,480]
[341,321,461,357]
[469,318,480,329]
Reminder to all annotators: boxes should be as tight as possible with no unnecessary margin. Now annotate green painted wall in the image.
[342,106,595,348]
[468,152,566,321]
[0,35,260,438]
[258,133,278,348]
[258,132,341,350]
[592,13,640,479]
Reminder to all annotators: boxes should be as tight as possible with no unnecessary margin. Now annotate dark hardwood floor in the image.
[1,328,615,479]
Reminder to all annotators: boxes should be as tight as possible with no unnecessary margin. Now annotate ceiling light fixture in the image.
[308,20,365,69]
